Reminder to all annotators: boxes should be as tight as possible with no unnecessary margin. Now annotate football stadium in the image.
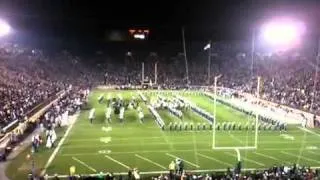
[4,87,320,179]
[1,1,320,180]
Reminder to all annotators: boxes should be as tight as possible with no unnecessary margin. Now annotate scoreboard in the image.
[128,29,150,40]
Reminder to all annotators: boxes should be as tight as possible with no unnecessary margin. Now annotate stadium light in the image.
[250,18,305,76]
[261,18,305,47]
[126,51,132,56]
[0,19,10,37]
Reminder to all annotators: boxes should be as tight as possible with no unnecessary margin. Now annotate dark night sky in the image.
[0,0,319,55]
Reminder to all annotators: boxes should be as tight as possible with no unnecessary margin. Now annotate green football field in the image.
[44,89,320,177]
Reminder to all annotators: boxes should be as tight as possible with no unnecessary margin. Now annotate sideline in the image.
[0,128,42,180]
[72,156,97,173]
[41,113,79,175]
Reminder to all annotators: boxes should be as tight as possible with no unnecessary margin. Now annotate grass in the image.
[5,128,66,180]
[6,89,320,179]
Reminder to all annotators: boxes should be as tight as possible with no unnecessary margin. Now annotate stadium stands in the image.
[1,41,320,179]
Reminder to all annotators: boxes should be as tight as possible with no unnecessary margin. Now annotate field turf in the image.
[11,90,320,178]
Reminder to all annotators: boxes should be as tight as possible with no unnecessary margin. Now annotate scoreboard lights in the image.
[129,29,150,40]
[133,34,145,40]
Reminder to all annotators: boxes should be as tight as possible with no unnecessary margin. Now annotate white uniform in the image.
[89,108,95,123]
[106,107,112,123]
[301,118,307,128]
[128,103,133,109]
[138,111,144,123]
[98,94,104,103]
[137,106,142,112]
[46,130,56,148]
[178,111,182,119]
[46,135,52,148]
[119,107,124,122]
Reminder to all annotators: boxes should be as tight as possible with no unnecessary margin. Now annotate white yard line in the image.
[197,153,233,167]
[165,153,200,168]
[298,127,320,138]
[253,152,279,161]
[105,155,131,169]
[65,136,169,142]
[192,131,200,166]
[308,151,319,155]
[41,113,79,175]
[160,131,175,151]
[228,133,244,144]
[72,157,97,172]
[66,137,320,143]
[135,154,166,170]
[225,152,265,166]
[60,147,310,157]
[61,141,210,149]
[62,141,312,149]
[281,151,320,164]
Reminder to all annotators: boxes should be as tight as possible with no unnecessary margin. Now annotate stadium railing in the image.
[1,91,65,134]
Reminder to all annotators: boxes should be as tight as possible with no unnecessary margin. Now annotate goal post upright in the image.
[254,76,261,149]
[212,76,261,161]
[212,75,221,149]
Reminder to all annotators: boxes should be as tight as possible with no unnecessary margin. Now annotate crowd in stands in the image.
[34,163,320,179]
[0,40,317,128]
[151,164,320,180]
[107,43,320,117]
[0,41,320,179]
[0,43,98,130]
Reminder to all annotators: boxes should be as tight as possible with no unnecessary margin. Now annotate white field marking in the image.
[165,153,200,168]
[281,151,320,164]
[98,150,111,154]
[41,113,79,175]
[143,98,174,150]
[62,141,310,149]
[135,154,166,170]
[60,147,314,157]
[65,135,320,142]
[213,146,256,150]
[104,155,130,169]
[99,137,111,144]
[192,131,200,166]
[280,134,295,141]
[228,133,244,144]
[160,126,175,151]
[298,127,320,138]
[197,153,233,167]
[72,157,97,172]
[225,152,265,166]
[61,141,209,149]
[306,146,318,150]
[102,126,112,132]
[253,152,279,161]
[308,151,319,155]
